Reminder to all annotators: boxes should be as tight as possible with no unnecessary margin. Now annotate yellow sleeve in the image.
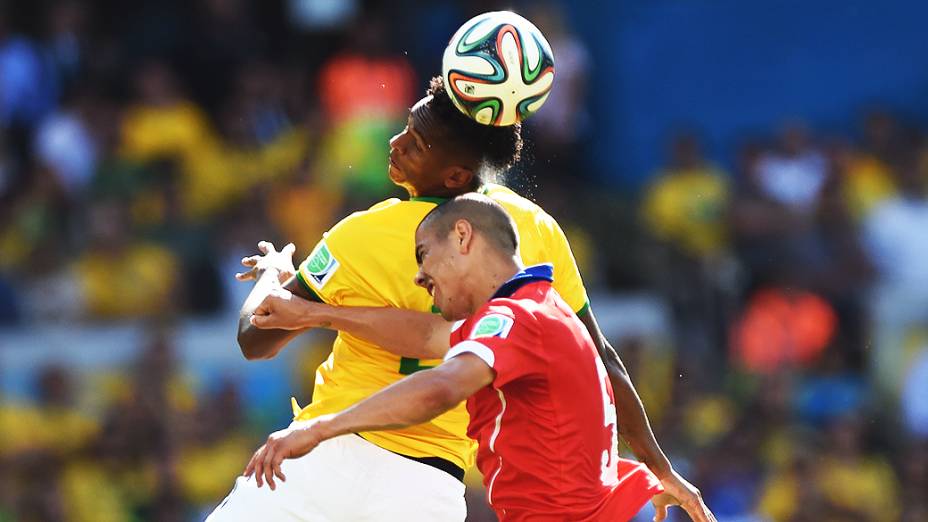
[295,226,359,306]
[542,215,590,315]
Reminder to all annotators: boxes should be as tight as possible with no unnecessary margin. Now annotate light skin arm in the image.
[249,292,677,482]
[244,293,715,520]
[246,290,688,480]
[242,353,494,489]
[248,292,683,477]
[249,298,452,359]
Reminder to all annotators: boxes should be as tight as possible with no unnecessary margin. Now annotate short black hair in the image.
[421,75,523,185]
[418,193,519,255]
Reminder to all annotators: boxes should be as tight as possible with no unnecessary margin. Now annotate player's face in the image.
[388,96,472,197]
[414,226,471,320]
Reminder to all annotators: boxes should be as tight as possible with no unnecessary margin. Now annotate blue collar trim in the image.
[492,264,554,299]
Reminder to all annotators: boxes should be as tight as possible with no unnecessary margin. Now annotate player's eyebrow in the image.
[407,120,430,150]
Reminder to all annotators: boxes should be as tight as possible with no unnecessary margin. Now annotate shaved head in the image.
[414,194,523,319]
[417,194,519,257]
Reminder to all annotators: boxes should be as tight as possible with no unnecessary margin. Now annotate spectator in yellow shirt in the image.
[74,200,178,320]
[642,132,730,260]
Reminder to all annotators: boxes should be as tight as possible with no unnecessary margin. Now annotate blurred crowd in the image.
[632,114,928,521]
[1,1,927,521]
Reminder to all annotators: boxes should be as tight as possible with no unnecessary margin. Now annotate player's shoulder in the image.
[483,183,543,213]
[483,183,558,227]
[475,297,542,327]
[460,297,548,344]
[326,198,430,238]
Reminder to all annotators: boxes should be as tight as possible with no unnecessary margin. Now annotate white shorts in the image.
[205,424,466,522]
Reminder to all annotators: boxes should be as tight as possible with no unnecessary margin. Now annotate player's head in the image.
[414,194,520,320]
[388,76,523,198]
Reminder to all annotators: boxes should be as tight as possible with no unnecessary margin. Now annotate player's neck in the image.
[468,255,523,312]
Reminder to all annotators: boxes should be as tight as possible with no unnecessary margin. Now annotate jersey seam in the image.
[295,270,324,303]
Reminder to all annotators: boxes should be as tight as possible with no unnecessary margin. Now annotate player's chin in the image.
[436,295,466,321]
[388,163,406,184]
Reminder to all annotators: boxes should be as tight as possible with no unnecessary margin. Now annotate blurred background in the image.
[1,0,928,520]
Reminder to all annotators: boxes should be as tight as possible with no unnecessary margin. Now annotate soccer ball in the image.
[442,11,555,127]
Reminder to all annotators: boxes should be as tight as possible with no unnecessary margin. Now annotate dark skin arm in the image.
[577,310,671,476]
[235,241,315,360]
[237,273,312,359]
[579,310,714,521]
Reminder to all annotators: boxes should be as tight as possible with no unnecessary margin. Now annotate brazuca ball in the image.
[442,11,555,127]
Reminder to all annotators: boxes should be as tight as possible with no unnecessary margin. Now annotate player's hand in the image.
[243,416,335,490]
[249,287,323,330]
[653,470,716,522]
[236,241,296,285]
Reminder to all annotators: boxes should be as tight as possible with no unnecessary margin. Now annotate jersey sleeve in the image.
[295,219,365,305]
[444,305,543,387]
[541,216,590,316]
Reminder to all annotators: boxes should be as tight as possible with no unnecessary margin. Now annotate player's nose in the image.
[413,271,429,290]
[389,130,405,152]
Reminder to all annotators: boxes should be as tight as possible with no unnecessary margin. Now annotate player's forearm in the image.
[602,346,673,479]
[320,368,464,436]
[238,268,300,360]
[237,318,301,360]
[314,306,451,359]
[580,311,673,479]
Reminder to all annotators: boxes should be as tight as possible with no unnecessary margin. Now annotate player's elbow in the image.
[237,324,274,360]
[239,343,268,361]
[238,335,264,360]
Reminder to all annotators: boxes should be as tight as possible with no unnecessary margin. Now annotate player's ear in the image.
[443,166,475,190]
[453,219,474,253]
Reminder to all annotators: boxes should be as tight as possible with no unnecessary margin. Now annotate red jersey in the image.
[446,264,663,521]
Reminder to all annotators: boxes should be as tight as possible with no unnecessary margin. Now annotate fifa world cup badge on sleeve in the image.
[471,313,514,339]
[306,242,340,289]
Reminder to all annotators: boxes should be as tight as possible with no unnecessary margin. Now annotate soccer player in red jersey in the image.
[245,195,716,522]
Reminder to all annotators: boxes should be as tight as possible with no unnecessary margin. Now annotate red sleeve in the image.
[444,303,542,387]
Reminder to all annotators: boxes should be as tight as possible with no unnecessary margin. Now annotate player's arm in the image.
[578,309,671,476]
[538,216,676,475]
[235,241,316,360]
[243,353,493,489]
[579,308,715,522]
[250,301,453,359]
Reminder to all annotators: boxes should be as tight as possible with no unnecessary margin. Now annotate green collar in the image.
[408,185,491,204]
[408,196,448,204]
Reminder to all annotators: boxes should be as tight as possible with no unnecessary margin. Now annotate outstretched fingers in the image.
[257,241,278,255]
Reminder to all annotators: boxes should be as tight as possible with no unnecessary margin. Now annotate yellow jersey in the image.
[294,183,589,469]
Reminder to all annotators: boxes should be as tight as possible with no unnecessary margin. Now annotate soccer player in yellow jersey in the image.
[207,77,708,522]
